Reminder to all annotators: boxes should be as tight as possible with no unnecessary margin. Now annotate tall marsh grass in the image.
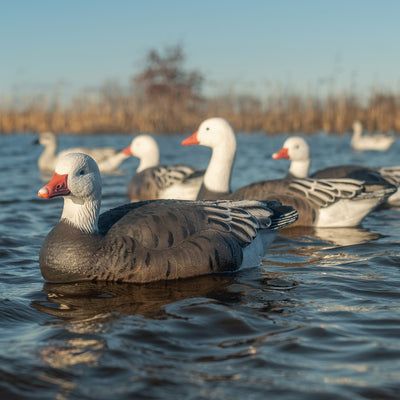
[1,88,399,135]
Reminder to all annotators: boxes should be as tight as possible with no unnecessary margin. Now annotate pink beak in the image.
[38,173,70,199]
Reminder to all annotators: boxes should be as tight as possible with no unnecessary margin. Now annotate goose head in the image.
[38,131,57,147]
[122,134,160,172]
[182,117,237,152]
[272,136,310,178]
[38,153,102,233]
[272,136,310,162]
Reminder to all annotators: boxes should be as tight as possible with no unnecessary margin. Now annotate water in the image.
[1,131,400,400]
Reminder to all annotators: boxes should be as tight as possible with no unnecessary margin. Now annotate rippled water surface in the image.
[1,131,400,400]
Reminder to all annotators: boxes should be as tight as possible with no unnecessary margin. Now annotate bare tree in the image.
[132,44,204,105]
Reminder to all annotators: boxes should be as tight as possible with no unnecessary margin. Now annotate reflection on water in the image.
[283,226,382,248]
[312,227,382,247]
[40,337,105,368]
[262,225,382,274]
[32,275,236,321]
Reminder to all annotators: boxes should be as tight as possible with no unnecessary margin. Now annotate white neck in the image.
[203,142,236,193]
[97,152,129,172]
[353,125,362,138]
[38,141,57,170]
[289,159,310,178]
[137,152,159,172]
[61,196,100,234]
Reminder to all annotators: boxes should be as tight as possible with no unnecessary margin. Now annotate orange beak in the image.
[182,131,199,146]
[121,145,132,155]
[38,173,70,199]
[272,147,289,159]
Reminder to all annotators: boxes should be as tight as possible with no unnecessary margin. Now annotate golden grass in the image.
[1,89,400,135]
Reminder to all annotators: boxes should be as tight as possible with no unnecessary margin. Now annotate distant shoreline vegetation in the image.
[1,45,399,135]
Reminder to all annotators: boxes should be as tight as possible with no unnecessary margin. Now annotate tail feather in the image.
[359,184,397,200]
[269,208,299,230]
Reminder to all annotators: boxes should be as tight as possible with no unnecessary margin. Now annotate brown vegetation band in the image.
[1,90,399,135]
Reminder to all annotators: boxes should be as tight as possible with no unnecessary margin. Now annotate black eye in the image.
[79,169,85,175]
[206,127,210,131]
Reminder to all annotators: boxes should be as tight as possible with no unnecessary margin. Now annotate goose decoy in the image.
[272,136,400,206]
[35,131,129,174]
[182,118,396,227]
[350,121,395,151]
[122,134,204,201]
[37,152,298,284]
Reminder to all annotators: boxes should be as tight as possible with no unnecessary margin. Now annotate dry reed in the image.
[1,88,400,135]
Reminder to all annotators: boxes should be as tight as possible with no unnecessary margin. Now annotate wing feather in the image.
[289,178,363,207]
[94,199,296,282]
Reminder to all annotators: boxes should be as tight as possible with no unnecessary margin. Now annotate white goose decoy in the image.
[351,121,395,151]
[38,153,298,283]
[272,136,311,179]
[272,136,400,206]
[182,118,396,227]
[122,134,204,201]
[36,131,130,174]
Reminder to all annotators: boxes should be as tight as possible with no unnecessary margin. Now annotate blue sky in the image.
[1,0,400,103]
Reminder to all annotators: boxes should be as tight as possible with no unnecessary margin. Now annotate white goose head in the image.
[38,131,57,147]
[182,117,236,152]
[182,118,237,193]
[38,153,102,233]
[272,136,310,178]
[122,134,160,172]
[273,136,310,162]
